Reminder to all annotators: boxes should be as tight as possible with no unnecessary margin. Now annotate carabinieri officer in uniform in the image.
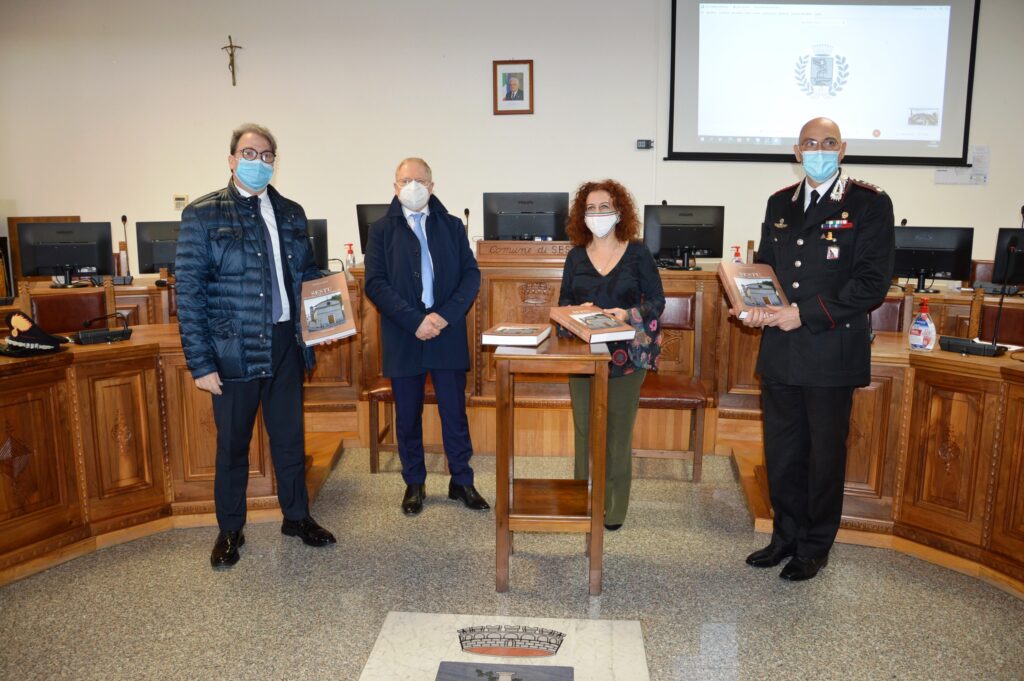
[734,117,895,581]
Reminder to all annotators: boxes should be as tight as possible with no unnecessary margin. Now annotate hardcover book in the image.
[299,272,357,346]
[549,305,635,343]
[717,260,789,320]
[482,323,552,346]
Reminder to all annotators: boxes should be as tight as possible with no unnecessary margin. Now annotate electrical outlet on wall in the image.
[174,194,189,211]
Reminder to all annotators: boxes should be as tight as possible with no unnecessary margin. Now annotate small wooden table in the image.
[494,337,610,595]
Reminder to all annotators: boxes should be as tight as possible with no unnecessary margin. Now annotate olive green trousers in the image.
[569,368,646,526]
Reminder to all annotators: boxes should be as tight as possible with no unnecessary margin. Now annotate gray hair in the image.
[230,123,277,155]
[395,157,433,182]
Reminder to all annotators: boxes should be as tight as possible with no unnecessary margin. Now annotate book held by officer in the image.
[717,261,789,320]
[549,305,636,343]
[300,272,357,346]
[481,323,552,346]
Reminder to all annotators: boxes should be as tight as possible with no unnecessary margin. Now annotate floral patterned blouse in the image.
[557,241,666,378]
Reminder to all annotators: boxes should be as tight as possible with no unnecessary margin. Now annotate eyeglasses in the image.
[237,148,276,164]
[395,178,430,186]
[799,137,841,151]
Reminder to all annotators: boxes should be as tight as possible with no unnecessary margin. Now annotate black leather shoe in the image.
[210,530,244,569]
[281,516,336,547]
[402,484,426,516]
[745,541,795,568]
[604,523,623,532]
[448,480,491,510]
[779,554,829,581]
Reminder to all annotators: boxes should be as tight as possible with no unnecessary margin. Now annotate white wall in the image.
[1,0,1021,268]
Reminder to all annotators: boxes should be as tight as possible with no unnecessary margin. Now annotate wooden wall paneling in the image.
[71,349,169,531]
[716,294,762,414]
[0,363,88,568]
[305,279,362,399]
[898,369,1000,550]
[113,285,169,327]
[989,377,1024,572]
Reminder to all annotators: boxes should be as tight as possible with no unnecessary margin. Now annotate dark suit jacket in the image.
[506,89,524,100]
[755,172,895,387]
[364,195,480,377]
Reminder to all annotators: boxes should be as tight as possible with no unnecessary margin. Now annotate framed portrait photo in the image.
[493,59,533,115]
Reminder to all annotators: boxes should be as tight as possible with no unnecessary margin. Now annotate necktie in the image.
[806,189,820,215]
[260,214,284,321]
[412,212,434,308]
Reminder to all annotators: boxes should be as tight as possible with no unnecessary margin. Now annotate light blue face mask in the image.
[801,150,840,183]
[235,158,274,192]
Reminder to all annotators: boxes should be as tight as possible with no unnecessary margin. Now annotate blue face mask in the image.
[801,150,840,183]
[235,158,274,192]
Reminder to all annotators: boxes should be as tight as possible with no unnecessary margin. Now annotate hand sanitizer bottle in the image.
[345,243,356,270]
[908,297,936,351]
[731,245,744,263]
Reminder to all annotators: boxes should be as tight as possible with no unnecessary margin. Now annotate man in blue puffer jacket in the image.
[175,123,336,569]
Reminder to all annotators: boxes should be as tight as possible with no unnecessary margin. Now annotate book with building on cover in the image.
[299,272,357,346]
[482,323,552,346]
[717,260,790,320]
[549,305,635,343]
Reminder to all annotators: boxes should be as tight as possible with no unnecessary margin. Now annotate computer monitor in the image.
[356,204,390,254]
[894,226,974,293]
[17,221,114,280]
[306,219,328,270]
[992,228,1024,285]
[643,205,725,267]
[136,221,181,274]
[482,192,569,241]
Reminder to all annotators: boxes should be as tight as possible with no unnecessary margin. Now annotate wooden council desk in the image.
[0,324,343,585]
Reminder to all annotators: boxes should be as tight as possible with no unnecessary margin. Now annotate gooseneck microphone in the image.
[74,313,132,345]
[1019,204,1023,229]
[112,215,134,285]
[900,218,908,226]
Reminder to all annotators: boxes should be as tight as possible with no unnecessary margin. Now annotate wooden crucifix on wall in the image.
[221,35,242,86]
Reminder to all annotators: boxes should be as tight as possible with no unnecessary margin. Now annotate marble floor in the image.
[1,448,1023,681]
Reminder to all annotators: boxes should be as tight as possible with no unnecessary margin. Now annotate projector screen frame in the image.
[666,0,981,166]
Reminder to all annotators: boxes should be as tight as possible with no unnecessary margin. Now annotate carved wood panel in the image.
[899,370,997,546]
[0,366,83,558]
[72,352,169,526]
[160,353,272,503]
[305,280,361,397]
[990,380,1024,561]
[841,366,904,523]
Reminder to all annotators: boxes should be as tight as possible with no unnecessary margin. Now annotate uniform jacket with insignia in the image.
[755,171,895,387]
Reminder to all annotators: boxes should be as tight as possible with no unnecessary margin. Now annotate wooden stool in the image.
[494,337,609,595]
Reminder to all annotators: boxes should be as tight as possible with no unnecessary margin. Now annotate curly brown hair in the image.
[565,179,642,246]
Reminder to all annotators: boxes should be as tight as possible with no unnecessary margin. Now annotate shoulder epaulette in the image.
[772,182,800,197]
[849,178,885,194]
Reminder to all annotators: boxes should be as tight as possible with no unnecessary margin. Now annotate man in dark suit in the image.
[505,76,524,101]
[364,157,489,516]
[733,117,895,580]
[175,123,336,568]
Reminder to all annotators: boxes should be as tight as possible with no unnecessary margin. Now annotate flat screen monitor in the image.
[482,193,569,241]
[136,221,181,274]
[991,228,1024,285]
[643,205,724,266]
[16,221,114,278]
[893,226,974,292]
[307,219,328,270]
[356,204,390,254]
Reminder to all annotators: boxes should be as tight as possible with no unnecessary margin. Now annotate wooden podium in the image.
[494,337,610,595]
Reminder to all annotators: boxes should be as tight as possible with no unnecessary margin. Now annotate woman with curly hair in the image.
[558,179,665,531]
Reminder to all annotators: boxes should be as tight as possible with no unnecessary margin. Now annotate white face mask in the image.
[584,212,619,239]
[398,181,430,211]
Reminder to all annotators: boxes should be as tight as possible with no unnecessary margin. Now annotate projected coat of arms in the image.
[795,44,848,96]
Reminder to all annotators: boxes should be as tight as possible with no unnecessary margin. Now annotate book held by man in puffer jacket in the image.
[300,272,357,346]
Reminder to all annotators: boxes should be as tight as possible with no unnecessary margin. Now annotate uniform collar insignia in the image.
[829,172,849,202]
